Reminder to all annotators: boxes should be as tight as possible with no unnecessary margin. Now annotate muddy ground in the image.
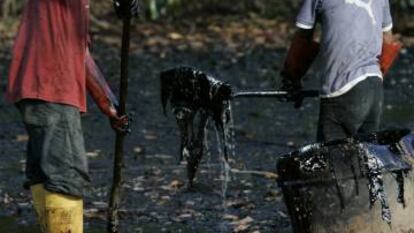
[0,16,414,233]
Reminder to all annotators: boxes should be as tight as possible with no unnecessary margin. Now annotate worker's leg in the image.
[358,79,384,134]
[17,100,89,233]
[317,98,349,142]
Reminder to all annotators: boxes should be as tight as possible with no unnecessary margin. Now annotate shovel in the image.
[160,66,319,186]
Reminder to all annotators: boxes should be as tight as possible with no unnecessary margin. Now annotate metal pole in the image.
[233,90,320,98]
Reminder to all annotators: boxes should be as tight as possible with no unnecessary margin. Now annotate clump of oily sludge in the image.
[359,144,391,223]
[160,66,235,187]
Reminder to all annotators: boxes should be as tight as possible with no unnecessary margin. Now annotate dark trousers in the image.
[17,99,89,197]
[317,76,384,142]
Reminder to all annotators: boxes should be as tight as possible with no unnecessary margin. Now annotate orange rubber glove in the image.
[380,41,402,76]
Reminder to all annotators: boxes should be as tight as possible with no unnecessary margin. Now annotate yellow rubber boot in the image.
[43,189,83,233]
[31,184,47,232]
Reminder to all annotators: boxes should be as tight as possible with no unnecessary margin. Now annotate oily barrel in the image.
[277,130,414,233]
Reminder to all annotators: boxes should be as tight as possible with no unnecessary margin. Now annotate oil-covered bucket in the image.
[277,129,414,233]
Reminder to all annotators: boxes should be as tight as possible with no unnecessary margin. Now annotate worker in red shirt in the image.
[6,0,138,232]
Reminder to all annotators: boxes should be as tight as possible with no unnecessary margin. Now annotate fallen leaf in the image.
[223,214,239,221]
[231,216,254,232]
[91,201,108,209]
[86,150,101,158]
[133,146,144,154]
[16,135,29,142]
[234,224,249,232]
[84,208,105,220]
[169,180,184,189]
[277,211,288,218]
[152,154,173,159]
[144,133,158,140]
[168,32,183,40]
[177,213,192,219]
[160,195,171,201]
[231,216,254,226]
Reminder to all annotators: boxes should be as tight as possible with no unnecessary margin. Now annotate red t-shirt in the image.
[6,0,90,112]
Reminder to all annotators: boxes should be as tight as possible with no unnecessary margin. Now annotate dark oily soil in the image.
[0,18,414,233]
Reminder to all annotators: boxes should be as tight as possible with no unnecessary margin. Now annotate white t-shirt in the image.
[296,0,393,98]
